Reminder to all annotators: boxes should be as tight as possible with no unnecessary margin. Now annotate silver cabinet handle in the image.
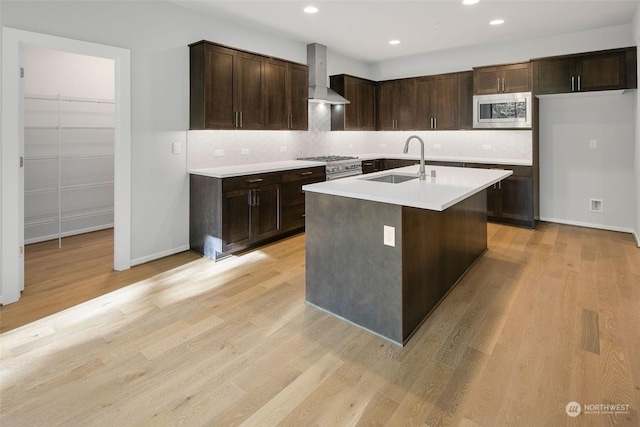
[254,189,260,206]
[246,178,263,183]
[502,78,505,93]
[300,171,313,176]
[234,111,239,128]
[240,111,243,128]
[363,162,373,166]
[571,76,575,92]
[578,75,581,91]
[434,117,437,129]
[498,78,501,92]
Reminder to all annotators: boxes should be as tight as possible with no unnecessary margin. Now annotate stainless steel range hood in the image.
[307,43,350,105]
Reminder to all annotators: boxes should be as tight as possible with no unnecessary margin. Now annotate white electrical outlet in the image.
[214,149,224,157]
[172,142,182,155]
[589,139,597,149]
[434,144,442,149]
[241,148,250,155]
[280,146,287,152]
[383,225,395,247]
[483,144,492,150]
[589,199,603,213]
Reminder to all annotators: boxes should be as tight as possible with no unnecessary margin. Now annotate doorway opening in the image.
[2,28,131,305]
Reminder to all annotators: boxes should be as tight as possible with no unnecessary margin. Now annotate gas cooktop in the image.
[297,155,358,162]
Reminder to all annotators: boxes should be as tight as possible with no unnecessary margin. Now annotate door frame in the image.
[1,28,132,304]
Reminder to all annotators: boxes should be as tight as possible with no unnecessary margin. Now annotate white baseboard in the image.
[539,217,635,234]
[633,230,640,247]
[130,244,191,267]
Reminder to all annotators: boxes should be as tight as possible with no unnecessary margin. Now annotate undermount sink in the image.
[364,173,418,184]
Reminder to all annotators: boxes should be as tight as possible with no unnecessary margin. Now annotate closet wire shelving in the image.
[24,93,115,248]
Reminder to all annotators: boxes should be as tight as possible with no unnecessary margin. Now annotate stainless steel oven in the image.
[473,92,532,129]
[296,156,362,180]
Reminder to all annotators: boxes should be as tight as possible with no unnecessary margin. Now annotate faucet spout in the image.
[404,135,426,180]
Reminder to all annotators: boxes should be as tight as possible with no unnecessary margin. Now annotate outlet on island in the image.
[214,149,224,157]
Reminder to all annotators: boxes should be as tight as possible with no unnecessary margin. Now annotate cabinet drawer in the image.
[282,176,323,205]
[282,203,307,231]
[222,172,282,192]
[282,166,325,182]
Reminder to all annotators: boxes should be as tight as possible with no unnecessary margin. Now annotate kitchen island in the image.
[302,164,512,345]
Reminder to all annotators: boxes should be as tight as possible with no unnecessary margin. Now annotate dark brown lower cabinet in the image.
[361,159,381,174]
[221,184,281,254]
[190,166,324,260]
[469,164,535,228]
[281,167,325,232]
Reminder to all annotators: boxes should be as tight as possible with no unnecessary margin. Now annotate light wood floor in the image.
[0,229,200,333]
[1,223,638,426]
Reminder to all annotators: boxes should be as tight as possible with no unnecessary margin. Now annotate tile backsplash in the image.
[187,103,532,169]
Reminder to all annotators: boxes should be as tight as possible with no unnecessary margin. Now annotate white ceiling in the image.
[173,0,639,63]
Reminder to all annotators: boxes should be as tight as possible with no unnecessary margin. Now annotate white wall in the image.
[24,46,114,98]
[539,91,636,232]
[372,24,635,80]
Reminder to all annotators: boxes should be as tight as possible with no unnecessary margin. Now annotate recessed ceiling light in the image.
[490,19,505,26]
[462,0,480,5]
[304,6,318,14]
[389,40,400,45]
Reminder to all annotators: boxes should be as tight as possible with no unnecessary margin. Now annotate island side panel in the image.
[305,192,404,344]
[190,174,223,259]
[401,189,488,341]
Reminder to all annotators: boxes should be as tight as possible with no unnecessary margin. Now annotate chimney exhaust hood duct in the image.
[307,43,350,105]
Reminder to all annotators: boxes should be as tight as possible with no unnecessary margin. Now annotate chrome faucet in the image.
[403,135,426,180]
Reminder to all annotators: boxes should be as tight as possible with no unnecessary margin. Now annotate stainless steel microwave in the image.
[473,92,532,129]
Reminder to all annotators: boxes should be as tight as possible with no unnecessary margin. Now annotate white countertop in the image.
[189,160,325,178]
[302,165,513,211]
[189,154,530,179]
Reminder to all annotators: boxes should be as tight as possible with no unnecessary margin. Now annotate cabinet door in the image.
[360,80,376,130]
[265,59,287,130]
[253,184,281,241]
[376,81,396,130]
[221,189,252,252]
[474,66,502,95]
[414,77,435,130]
[434,74,458,130]
[343,77,359,130]
[202,44,237,129]
[499,175,534,223]
[288,63,309,130]
[395,79,415,130]
[502,63,531,93]
[457,71,474,130]
[533,58,574,94]
[236,53,266,129]
[576,51,626,92]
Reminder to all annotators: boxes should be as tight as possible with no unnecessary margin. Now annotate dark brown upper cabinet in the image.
[265,59,309,130]
[473,62,532,95]
[330,75,376,131]
[376,78,415,130]
[414,73,458,130]
[190,40,308,130]
[533,47,637,95]
[457,71,474,130]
